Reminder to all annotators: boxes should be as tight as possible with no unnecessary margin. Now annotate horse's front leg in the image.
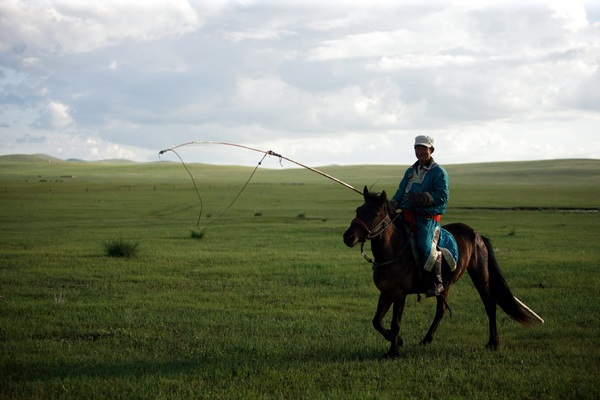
[383,295,407,359]
[372,293,393,341]
[420,291,448,346]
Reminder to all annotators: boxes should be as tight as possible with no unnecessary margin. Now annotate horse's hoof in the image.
[485,343,498,351]
[381,351,399,360]
[419,337,433,346]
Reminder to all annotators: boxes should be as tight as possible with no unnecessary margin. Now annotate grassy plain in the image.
[0,156,599,399]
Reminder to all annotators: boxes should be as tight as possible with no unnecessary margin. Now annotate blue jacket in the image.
[391,159,449,216]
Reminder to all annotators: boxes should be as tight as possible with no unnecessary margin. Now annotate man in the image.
[390,135,449,297]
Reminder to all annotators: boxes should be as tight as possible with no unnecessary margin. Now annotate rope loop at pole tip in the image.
[159,143,275,229]
[158,141,363,196]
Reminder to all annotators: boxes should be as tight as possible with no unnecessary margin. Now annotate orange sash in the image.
[402,209,442,223]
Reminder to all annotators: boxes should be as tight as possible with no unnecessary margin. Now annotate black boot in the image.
[426,256,444,298]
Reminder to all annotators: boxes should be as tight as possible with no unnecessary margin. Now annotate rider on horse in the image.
[390,135,450,297]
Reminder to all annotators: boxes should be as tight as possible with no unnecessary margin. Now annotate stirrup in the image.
[426,284,444,298]
[426,253,444,297]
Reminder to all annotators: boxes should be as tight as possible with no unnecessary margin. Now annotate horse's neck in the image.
[371,216,404,260]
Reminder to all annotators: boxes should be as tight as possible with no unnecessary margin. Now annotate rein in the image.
[360,240,411,266]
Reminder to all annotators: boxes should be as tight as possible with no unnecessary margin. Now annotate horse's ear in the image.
[381,190,387,201]
[363,185,369,198]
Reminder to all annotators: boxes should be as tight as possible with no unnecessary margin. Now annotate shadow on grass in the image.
[3,346,389,384]
[3,339,500,389]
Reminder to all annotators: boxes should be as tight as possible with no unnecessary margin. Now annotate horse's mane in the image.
[364,189,397,218]
[365,189,384,199]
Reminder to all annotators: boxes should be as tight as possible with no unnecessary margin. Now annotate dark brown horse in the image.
[343,187,544,359]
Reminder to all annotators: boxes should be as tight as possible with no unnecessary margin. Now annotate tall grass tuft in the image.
[190,229,205,239]
[103,237,139,258]
[53,289,66,306]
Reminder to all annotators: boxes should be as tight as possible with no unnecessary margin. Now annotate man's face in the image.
[414,145,433,164]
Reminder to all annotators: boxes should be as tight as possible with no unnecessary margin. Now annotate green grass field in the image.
[1,156,599,399]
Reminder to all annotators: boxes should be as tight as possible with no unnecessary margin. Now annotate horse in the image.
[343,186,544,359]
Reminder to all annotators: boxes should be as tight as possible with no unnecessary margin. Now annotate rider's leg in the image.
[425,252,444,298]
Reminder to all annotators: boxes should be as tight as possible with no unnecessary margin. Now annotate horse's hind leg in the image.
[372,293,393,342]
[420,292,448,346]
[468,268,499,349]
[484,299,499,350]
[472,284,499,349]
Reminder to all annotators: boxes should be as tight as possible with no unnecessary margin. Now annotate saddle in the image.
[394,216,459,271]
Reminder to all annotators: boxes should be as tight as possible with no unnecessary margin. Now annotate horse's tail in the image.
[482,236,545,327]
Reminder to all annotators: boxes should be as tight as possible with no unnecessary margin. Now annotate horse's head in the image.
[343,186,395,247]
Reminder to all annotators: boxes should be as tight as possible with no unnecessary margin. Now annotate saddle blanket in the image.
[438,227,459,271]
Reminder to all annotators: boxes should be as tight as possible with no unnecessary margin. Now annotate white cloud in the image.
[307,14,368,31]
[224,28,297,42]
[549,2,589,31]
[369,54,476,70]
[0,127,153,161]
[35,101,74,129]
[306,30,423,61]
[0,0,211,57]
[230,75,427,132]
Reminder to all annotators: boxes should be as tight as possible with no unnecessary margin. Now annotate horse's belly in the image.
[373,274,412,294]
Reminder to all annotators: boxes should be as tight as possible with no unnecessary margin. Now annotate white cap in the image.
[414,135,434,148]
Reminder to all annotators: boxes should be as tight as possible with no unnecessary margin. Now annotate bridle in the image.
[351,214,394,241]
[351,211,409,266]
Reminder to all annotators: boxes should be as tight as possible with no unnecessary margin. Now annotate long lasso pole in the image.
[159,141,363,196]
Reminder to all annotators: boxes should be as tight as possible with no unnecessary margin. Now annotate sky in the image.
[1,0,599,167]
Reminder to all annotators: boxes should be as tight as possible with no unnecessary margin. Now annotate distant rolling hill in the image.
[0,154,141,164]
[0,154,66,163]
